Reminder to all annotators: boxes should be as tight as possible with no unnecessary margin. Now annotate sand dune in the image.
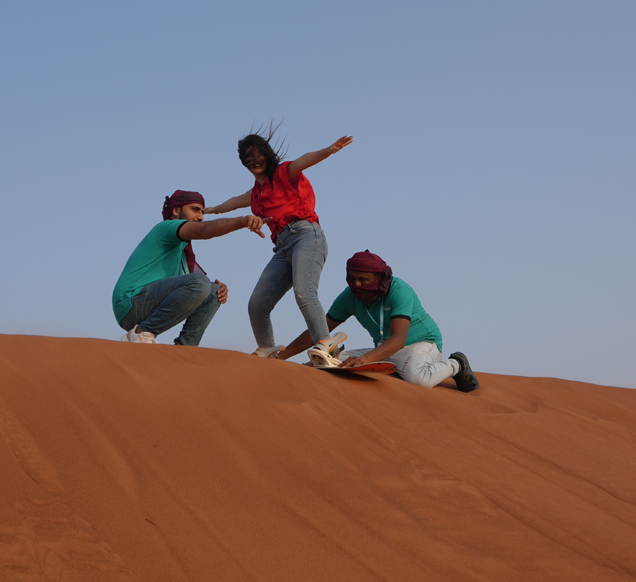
[1,334,635,581]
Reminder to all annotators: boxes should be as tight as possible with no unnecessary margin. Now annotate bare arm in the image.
[204,190,252,215]
[340,317,409,368]
[286,136,353,180]
[179,215,270,240]
[278,316,342,360]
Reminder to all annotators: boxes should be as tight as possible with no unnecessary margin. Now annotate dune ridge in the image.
[1,334,635,581]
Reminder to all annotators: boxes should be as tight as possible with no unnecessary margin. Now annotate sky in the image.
[1,1,634,389]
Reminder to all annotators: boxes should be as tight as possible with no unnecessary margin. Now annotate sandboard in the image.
[313,361,397,375]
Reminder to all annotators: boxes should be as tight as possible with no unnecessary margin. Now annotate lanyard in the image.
[365,298,385,344]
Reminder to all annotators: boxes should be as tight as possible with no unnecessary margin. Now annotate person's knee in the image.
[205,280,221,304]
[292,284,318,309]
[248,290,270,319]
[402,367,437,389]
[188,273,212,300]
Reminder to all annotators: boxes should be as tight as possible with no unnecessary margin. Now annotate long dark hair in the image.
[238,121,287,184]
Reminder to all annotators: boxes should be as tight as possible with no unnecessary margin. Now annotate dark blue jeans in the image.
[119,273,221,346]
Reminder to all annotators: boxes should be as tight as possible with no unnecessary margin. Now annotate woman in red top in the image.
[205,129,352,357]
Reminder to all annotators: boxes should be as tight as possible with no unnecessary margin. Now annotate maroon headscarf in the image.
[162,190,206,274]
[346,250,393,304]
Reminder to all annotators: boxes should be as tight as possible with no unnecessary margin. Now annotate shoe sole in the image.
[317,332,348,347]
[450,352,480,392]
[121,334,157,344]
[253,345,286,358]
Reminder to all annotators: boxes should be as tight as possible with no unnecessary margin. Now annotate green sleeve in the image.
[388,280,415,319]
[154,220,187,249]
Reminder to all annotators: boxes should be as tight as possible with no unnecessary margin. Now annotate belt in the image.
[274,219,309,245]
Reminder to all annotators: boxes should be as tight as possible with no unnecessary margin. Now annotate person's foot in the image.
[121,326,157,344]
[314,332,347,358]
[449,352,480,392]
[252,345,286,359]
[307,332,348,367]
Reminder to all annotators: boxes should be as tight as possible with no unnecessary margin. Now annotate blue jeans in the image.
[248,220,329,348]
[119,273,221,346]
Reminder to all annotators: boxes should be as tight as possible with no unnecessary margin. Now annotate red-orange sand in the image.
[1,335,635,581]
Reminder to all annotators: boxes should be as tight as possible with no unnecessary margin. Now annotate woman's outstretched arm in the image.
[286,136,353,180]
[204,190,251,215]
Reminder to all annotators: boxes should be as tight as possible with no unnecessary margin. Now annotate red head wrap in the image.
[162,190,206,220]
[346,250,393,304]
[161,190,207,275]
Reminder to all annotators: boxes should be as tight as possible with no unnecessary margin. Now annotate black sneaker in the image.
[449,352,480,392]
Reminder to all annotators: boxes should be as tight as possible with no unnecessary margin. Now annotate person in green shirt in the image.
[113,190,268,346]
[280,250,479,392]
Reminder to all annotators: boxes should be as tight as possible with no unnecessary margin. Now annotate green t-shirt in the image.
[327,277,443,352]
[112,220,189,323]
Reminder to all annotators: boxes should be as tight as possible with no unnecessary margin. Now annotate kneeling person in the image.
[281,251,479,392]
[113,190,268,345]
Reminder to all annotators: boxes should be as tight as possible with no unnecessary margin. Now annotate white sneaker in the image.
[121,326,157,344]
[252,345,286,359]
[307,332,347,367]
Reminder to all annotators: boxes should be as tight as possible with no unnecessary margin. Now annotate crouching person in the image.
[112,190,269,345]
[281,250,479,392]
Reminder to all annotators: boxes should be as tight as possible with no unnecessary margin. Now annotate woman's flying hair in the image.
[238,120,288,184]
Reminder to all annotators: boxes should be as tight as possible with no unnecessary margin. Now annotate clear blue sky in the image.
[2,1,634,389]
